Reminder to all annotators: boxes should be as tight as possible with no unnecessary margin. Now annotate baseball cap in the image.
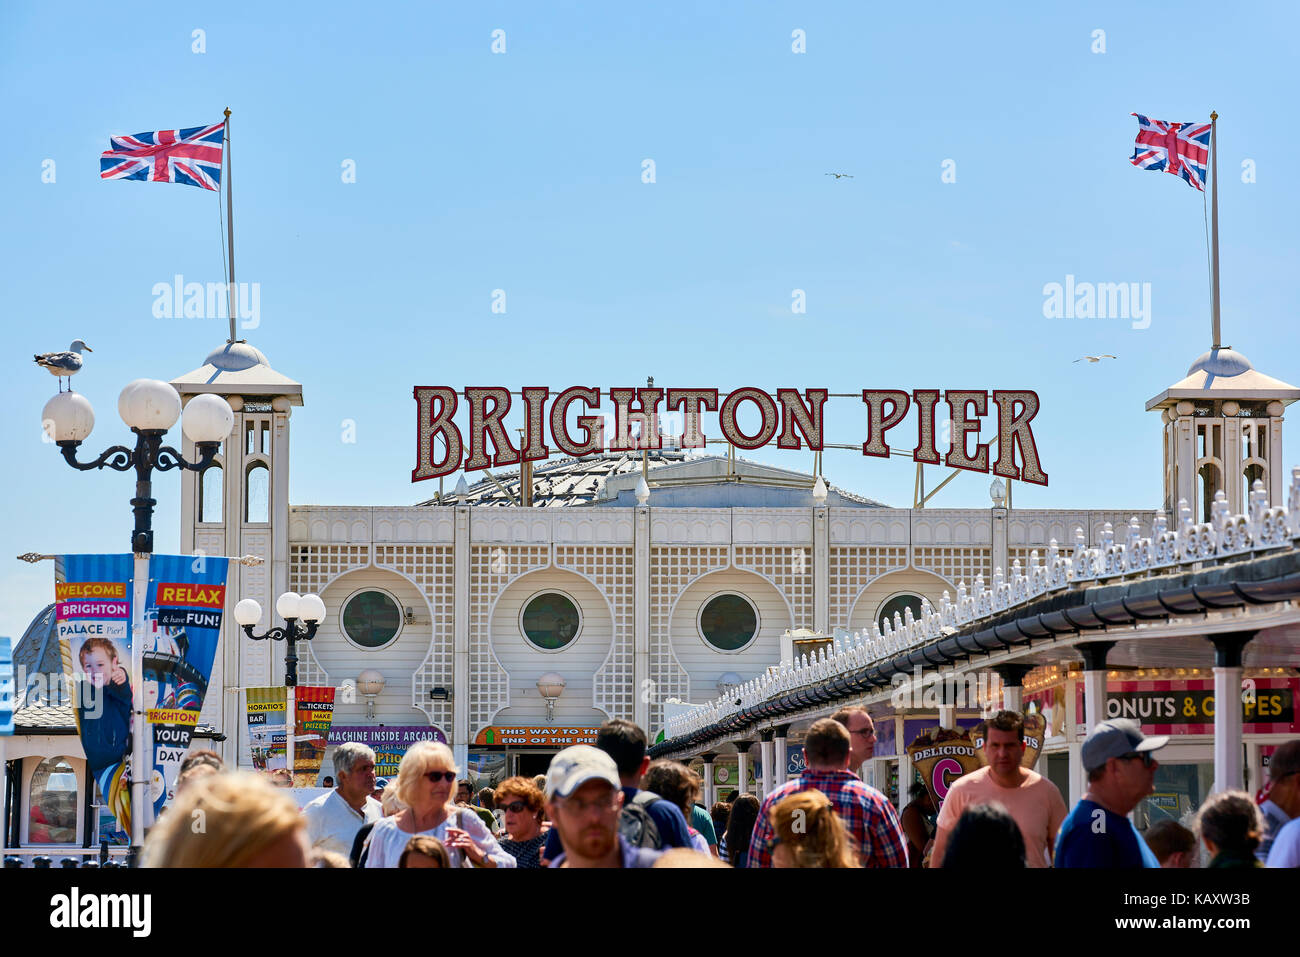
[1081,718,1168,774]
[1268,740,1300,782]
[545,745,621,800]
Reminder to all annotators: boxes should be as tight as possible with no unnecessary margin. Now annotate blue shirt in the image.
[1266,817,1300,868]
[1055,799,1160,868]
[544,786,692,860]
[549,833,662,868]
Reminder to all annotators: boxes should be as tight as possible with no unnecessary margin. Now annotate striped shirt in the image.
[748,770,909,868]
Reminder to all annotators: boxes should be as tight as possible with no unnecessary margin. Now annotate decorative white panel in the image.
[914,510,992,545]
[651,510,731,544]
[912,545,992,588]
[469,544,549,732]
[828,546,908,629]
[374,544,455,731]
[648,546,728,731]
[829,508,909,545]
[240,529,273,685]
[555,545,634,720]
[733,545,814,631]
[289,543,371,594]
[731,508,814,545]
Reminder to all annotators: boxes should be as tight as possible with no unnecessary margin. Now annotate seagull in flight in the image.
[825,172,854,179]
[35,339,92,392]
[1073,355,1117,363]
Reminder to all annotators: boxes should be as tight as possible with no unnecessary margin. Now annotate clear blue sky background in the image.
[2,2,1298,639]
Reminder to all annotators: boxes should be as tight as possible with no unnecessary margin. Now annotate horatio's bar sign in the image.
[412,387,1048,486]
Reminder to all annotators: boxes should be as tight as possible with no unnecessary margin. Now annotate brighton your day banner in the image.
[293,686,336,786]
[144,554,229,817]
[55,554,135,842]
[247,686,287,770]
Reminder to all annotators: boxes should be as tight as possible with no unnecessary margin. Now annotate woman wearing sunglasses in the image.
[493,776,548,868]
[363,741,517,868]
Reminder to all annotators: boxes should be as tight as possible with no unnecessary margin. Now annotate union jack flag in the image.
[99,121,225,191]
[1129,114,1211,191]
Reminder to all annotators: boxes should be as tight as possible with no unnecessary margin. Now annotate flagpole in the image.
[224,107,237,344]
[1209,111,1220,349]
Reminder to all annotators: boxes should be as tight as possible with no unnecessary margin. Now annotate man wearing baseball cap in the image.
[545,745,663,868]
[1055,718,1167,868]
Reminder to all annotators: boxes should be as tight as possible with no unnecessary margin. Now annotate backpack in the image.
[619,790,665,850]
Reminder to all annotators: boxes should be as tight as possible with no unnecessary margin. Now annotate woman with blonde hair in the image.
[362,741,516,868]
[144,772,309,868]
[769,789,859,868]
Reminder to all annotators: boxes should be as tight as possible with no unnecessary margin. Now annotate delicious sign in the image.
[413,387,1048,485]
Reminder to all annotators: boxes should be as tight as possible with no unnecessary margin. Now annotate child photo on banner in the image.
[55,554,135,842]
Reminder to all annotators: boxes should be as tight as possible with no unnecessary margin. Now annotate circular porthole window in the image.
[520,592,582,651]
[698,593,759,652]
[341,590,403,650]
[877,593,923,633]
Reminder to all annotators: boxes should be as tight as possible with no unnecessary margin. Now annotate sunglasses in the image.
[425,770,458,783]
[1119,751,1156,768]
[497,800,529,814]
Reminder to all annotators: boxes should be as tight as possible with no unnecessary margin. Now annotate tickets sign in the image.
[293,686,336,787]
[1106,677,1298,734]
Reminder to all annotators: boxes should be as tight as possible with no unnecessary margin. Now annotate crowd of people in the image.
[140,710,1300,868]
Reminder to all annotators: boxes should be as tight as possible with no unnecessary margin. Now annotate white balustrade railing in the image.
[662,472,1300,743]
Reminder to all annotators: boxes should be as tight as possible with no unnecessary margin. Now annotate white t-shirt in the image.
[302,790,382,857]
[363,805,517,868]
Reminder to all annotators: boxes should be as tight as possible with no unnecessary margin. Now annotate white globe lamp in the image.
[182,393,235,444]
[42,392,95,442]
[118,379,182,431]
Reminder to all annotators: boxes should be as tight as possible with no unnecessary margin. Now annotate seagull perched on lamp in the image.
[34,339,92,391]
[1073,355,1117,363]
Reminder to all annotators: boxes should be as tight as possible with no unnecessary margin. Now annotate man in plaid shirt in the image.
[749,718,908,868]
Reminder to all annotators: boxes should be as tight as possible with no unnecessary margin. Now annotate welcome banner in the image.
[55,554,135,842]
[247,686,287,770]
[144,554,229,819]
[293,685,336,786]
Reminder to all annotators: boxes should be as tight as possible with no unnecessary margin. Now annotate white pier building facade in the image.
[4,340,1299,855]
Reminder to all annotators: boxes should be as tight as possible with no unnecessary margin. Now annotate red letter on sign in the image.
[777,389,827,450]
[665,389,718,449]
[609,388,664,451]
[944,390,989,474]
[550,387,604,457]
[412,386,462,482]
[992,390,1049,486]
[911,390,942,465]
[464,387,520,471]
[861,390,910,458]
[719,388,779,450]
[519,387,551,464]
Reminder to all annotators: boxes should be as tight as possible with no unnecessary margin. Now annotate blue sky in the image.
[2,2,1299,639]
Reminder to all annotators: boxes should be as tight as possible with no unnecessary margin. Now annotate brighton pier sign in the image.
[412,387,1048,486]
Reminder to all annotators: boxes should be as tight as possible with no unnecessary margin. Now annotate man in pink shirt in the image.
[931,710,1067,868]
